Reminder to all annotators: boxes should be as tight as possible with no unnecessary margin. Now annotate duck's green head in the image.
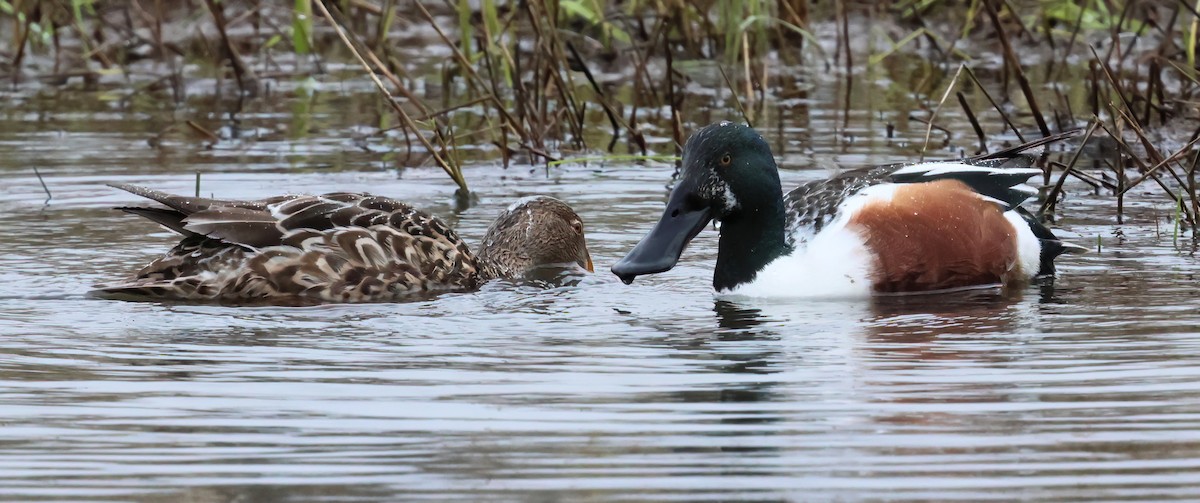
[477,196,593,279]
[612,121,782,285]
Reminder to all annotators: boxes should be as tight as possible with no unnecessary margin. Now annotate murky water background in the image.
[3,51,1200,501]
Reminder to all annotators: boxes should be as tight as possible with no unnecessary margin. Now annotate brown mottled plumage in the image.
[98,184,592,303]
[476,196,594,279]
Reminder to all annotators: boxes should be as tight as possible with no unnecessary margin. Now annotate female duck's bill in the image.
[99,185,593,303]
[611,121,1084,297]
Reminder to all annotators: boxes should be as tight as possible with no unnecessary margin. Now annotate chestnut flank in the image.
[848,180,1022,293]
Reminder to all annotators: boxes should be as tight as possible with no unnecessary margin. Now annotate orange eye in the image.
[719,154,732,166]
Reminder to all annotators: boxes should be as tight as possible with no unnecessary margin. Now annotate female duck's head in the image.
[611,122,785,286]
[477,196,594,279]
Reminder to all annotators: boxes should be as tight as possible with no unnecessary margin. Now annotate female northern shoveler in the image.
[611,121,1085,297]
[99,185,593,303]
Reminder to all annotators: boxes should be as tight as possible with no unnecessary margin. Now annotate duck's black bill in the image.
[611,202,712,285]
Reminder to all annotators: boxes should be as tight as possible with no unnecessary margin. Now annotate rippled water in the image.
[3,61,1200,501]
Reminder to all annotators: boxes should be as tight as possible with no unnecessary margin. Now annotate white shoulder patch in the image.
[1003,211,1042,277]
[835,183,897,221]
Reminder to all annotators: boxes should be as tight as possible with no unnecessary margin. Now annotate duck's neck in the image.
[713,196,791,292]
[475,238,526,282]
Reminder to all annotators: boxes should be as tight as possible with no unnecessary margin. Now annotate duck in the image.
[98,185,593,303]
[611,121,1086,297]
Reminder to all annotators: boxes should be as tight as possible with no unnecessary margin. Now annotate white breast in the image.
[1004,210,1043,277]
[719,225,875,299]
[718,184,900,299]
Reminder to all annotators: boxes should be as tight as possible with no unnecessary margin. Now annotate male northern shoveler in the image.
[611,121,1086,297]
[98,185,593,303]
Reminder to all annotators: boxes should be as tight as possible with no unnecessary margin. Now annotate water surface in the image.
[2,54,1200,502]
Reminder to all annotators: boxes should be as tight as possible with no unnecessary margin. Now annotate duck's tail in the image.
[109,184,202,237]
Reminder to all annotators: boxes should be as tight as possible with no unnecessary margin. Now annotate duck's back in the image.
[782,164,893,246]
[99,185,480,303]
[782,152,1046,246]
[737,145,1082,298]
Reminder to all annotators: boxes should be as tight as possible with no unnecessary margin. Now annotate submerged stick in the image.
[1117,135,1200,196]
[1176,190,1184,246]
[1095,119,1193,225]
[1189,132,1200,230]
[33,167,52,203]
[964,66,1025,143]
[956,91,987,153]
[1039,119,1098,217]
[1109,104,1196,225]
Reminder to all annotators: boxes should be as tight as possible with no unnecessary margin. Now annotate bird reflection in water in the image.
[713,300,770,331]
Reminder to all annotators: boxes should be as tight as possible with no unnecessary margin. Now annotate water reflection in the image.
[713,300,772,331]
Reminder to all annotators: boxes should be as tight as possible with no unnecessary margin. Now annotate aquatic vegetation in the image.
[2,0,1199,234]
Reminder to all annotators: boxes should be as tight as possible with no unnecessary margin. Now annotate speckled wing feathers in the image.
[101,186,480,302]
[182,206,284,248]
[783,164,890,246]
